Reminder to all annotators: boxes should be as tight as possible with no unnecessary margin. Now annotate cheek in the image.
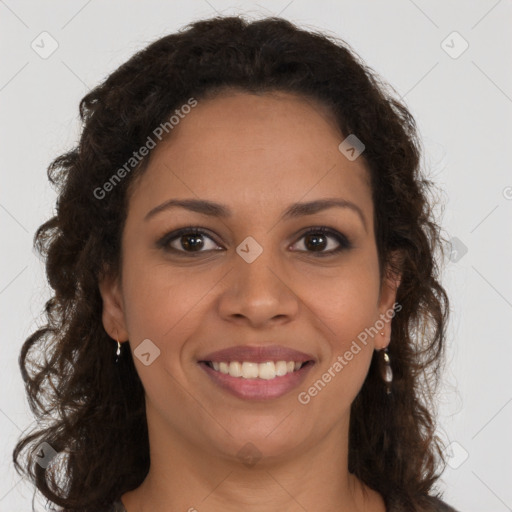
[301,255,380,398]
[120,260,213,400]
[306,259,381,343]
[121,255,217,346]
[315,284,378,387]
[301,277,379,412]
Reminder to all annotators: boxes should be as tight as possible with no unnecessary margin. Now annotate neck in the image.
[121,401,386,512]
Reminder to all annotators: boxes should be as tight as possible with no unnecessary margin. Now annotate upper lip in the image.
[199,344,315,364]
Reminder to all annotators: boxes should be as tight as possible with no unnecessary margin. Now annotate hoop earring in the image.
[378,333,393,395]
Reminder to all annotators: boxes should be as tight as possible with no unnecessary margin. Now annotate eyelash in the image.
[156,225,353,257]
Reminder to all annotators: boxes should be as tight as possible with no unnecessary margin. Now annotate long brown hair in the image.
[13,15,450,511]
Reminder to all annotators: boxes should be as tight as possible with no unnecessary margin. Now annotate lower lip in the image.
[198,361,314,401]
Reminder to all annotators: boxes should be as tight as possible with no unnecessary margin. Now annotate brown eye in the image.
[291,227,352,256]
[157,227,222,255]
[156,225,352,258]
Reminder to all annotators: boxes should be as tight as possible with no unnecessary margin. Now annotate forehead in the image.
[127,91,373,226]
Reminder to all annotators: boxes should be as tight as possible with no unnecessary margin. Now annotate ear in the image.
[375,250,402,350]
[98,269,129,342]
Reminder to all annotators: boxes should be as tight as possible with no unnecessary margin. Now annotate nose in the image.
[217,244,299,328]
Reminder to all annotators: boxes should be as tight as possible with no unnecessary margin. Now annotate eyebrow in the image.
[144,197,368,232]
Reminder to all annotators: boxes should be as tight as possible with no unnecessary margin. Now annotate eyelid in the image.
[156,225,353,256]
[291,226,352,254]
[155,226,221,253]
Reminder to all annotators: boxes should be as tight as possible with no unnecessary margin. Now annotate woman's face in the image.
[100,90,400,465]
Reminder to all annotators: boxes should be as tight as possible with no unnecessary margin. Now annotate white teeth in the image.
[258,361,275,380]
[241,362,259,379]
[209,360,305,379]
[275,361,288,376]
[228,361,242,377]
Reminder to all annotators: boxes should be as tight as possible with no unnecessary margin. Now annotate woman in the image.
[13,15,458,512]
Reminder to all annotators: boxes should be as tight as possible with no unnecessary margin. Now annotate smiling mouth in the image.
[199,360,314,380]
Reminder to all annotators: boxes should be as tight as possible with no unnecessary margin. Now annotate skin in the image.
[99,90,401,512]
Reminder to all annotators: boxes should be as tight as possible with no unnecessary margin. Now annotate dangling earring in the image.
[378,332,393,395]
[114,330,122,364]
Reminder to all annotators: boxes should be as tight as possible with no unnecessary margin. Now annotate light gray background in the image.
[1,1,511,511]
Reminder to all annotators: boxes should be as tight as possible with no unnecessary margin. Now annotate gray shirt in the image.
[109,494,460,511]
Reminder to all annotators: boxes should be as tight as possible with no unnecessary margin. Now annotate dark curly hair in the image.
[13,14,451,512]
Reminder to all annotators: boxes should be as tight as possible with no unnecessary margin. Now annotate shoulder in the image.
[386,493,460,512]
[108,499,127,512]
[423,495,459,511]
